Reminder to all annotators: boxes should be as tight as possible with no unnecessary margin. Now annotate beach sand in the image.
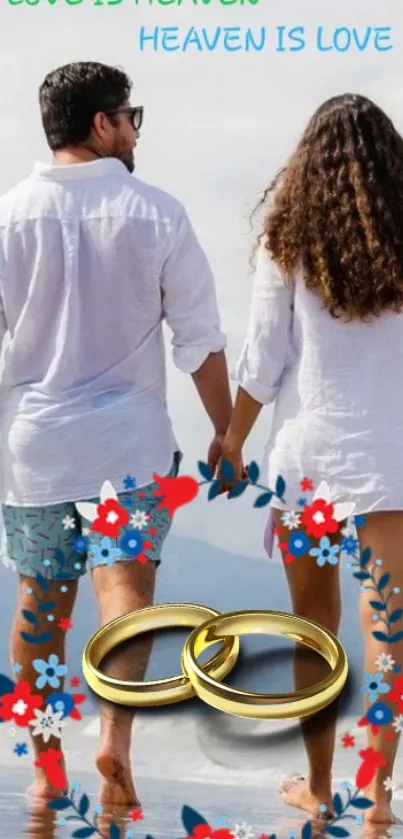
[1,710,403,838]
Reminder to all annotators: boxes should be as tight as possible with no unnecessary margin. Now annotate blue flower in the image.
[355,514,366,528]
[297,497,307,507]
[118,529,144,558]
[366,701,393,726]
[94,805,103,815]
[12,662,22,674]
[89,537,122,567]
[73,536,89,555]
[341,535,359,556]
[47,691,75,719]
[14,743,28,757]
[309,536,340,567]
[123,475,136,490]
[361,672,391,704]
[33,654,68,690]
[287,530,312,558]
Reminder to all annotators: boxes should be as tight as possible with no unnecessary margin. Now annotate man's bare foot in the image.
[96,750,140,808]
[26,763,68,803]
[279,776,333,818]
[364,803,403,826]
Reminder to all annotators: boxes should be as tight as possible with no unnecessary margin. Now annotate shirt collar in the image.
[32,157,128,181]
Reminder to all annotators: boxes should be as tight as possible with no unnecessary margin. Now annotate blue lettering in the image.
[334,27,351,51]
[139,26,159,50]
[183,26,203,50]
[202,26,222,50]
[161,26,180,50]
[289,26,305,51]
[276,25,286,52]
[374,26,393,51]
[316,26,332,51]
[223,26,242,51]
[246,26,266,51]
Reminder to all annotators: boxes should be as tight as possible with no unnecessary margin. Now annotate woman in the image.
[222,93,403,826]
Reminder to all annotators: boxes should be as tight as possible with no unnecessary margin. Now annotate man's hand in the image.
[216,445,246,495]
[207,432,226,475]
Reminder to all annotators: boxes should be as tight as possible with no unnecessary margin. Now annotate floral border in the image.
[0,462,401,837]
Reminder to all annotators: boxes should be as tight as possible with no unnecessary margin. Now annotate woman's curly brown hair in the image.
[260,93,403,320]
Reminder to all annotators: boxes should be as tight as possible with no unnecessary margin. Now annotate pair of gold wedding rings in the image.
[82,603,348,719]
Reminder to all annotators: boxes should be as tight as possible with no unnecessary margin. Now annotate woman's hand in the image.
[216,443,246,494]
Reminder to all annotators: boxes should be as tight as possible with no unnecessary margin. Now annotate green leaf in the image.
[72,829,96,838]
[181,805,209,833]
[247,461,260,484]
[47,798,72,811]
[275,474,286,498]
[22,610,38,625]
[109,824,121,839]
[227,480,248,499]
[372,630,390,643]
[360,547,372,567]
[378,572,390,590]
[325,827,350,837]
[197,461,213,481]
[20,631,39,644]
[389,609,403,624]
[332,792,343,815]
[207,480,222,501]
[353,572,370,581]
[254,491,273,508]
[388,630,403,643]
[35,631,54,644]
[78,793,90,817]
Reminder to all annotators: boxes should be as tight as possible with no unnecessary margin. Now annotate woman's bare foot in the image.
[279,776,333,818]
[364,803,403,826]
[96,749,140,808]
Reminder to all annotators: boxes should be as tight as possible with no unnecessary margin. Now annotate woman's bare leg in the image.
[273,509,342,817]
[356,511,403,825]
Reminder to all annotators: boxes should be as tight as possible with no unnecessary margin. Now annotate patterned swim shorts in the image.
[2,452,182,581]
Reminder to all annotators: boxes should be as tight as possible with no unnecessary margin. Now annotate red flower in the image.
[129,807,144,821]
[300,477,313,491]
[186,827,233,839]
[342,733,355,748]
[153,474,199,517]
[387,675,403,713]
[70,677,81,688]
[356,747,386,789]
[34,748,67,790]
[91,499,129,538]
[68,693,87,721]
[0,681,43,726]
[301,499,339,539]
[58,618,73,632]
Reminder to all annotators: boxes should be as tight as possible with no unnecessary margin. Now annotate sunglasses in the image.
[104,105,144,131]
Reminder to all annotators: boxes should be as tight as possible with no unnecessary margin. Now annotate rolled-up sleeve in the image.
[160,209,227,374]
[233,241,294,404]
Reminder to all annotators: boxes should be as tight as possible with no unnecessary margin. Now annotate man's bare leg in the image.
[90,560,157,808]
[10,574,78,800]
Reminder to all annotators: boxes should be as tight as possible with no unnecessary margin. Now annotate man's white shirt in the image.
[0,157,226,505]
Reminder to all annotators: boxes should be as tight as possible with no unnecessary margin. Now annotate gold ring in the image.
[181,609,348,719]
[82,603,240,706]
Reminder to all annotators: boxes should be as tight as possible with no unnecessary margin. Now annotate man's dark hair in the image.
[39,61,133,150]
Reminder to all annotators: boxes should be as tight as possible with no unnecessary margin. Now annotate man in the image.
[0,61,232,806]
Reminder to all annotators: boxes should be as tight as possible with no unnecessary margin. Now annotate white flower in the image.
[62,515,76,530]
[231,823,255,839]
[82,527,91,537]
[9,725,17,737]
[130,510,150,530]
[28,705,66,743]
[281,510,301,530]
[12,699,28,716]
[75,480,117,522]
[392,715,403,733]
[313,481,356,521]
[383,777,395,792]
[341,526,356,538]
[375,653,395,672]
